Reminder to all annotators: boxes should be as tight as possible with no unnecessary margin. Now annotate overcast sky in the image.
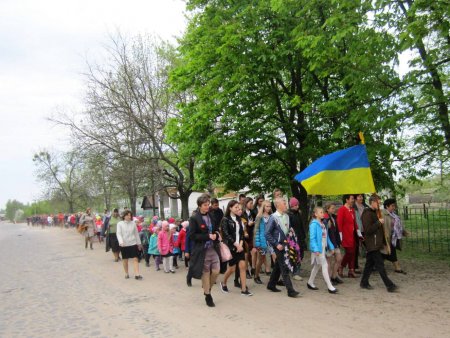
[0,0,187,209]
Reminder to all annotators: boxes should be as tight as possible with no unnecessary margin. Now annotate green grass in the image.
[401,208,450,255]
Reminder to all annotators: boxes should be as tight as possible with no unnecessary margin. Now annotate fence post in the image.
[403,206,408,220]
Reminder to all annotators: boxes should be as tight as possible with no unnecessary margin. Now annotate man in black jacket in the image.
[287,197,306,281]
[209,198,224,226]
[360,195,397,292]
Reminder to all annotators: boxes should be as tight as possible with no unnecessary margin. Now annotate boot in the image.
[348,269,357,278]
[338,266,344,278]
[204,293,215,307]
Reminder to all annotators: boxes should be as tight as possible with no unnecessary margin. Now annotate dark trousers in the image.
[143,245,149,264]
[361,250,394,288]
[268,249,295,294]
[354,233,360,269]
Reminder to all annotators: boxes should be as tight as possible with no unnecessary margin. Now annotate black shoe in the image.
[265,271,271,276]
[205,293,215,307]
[220,282,229,293]
[276,280,285,287]
[288,290,300,298]
[334,277,344,284]
[360,283,373,290]
[241,289,253,296]
[234,280,241,288]
[328,288,338,294]
[246,271,252,279]
[187,279,192,287]
[267,285,282,292]
[135,275,143,280]
[387,284,398,293]
[254,277,263,284]
[307,283,319,290]
[251,268,255,276]
[145,262,150,267]
[125,274,130,279]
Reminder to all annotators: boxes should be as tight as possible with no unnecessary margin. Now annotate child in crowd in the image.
[307,207,338,294]
[170,223,180,269]
[323,203,344,285]
[148,226,161,271]
[140,224,151,267]
[158,221,175,273]
[176,221,188,267]
[95,215,103,243]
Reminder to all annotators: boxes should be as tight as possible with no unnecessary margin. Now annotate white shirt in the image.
[116,220,141,247]
[231,215,240,245]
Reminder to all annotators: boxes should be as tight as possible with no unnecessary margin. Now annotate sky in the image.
[0,0,187,209]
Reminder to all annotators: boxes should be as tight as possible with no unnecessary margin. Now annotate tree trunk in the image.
[68,200,74,214]
[129,195,137,216]
[159,193,165,219]
[290,179,309,235]
[180,193,190,220]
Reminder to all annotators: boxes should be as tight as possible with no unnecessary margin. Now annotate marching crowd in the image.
[29,190,407,307]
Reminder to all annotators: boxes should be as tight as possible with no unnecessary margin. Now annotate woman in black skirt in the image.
[116,210,143,280]
[220,200,253,296]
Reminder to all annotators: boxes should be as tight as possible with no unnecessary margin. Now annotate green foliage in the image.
[375,0,450,168]
[5,199,26,221]
[171,0,403,205]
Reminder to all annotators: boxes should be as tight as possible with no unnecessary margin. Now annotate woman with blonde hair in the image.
[253,200,272,284]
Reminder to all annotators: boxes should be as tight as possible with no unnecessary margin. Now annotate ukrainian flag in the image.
[294,144,376,195]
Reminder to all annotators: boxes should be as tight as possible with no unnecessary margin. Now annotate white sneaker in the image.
[293,275,303,281]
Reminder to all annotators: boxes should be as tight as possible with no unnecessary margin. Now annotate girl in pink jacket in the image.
[158,221,175,273]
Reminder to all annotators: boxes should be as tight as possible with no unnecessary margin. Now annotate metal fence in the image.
[401,205,450,254]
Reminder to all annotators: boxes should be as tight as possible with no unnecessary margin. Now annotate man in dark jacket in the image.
[209,198,224,226]
[265,198,300,298]
[360,194,397,292]
[287,197,306,281]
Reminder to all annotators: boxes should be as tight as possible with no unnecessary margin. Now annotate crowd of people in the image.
[29,190,408,307]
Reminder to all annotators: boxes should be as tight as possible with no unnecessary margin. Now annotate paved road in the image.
[1,222,449,337]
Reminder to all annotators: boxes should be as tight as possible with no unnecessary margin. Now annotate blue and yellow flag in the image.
[294,144,376,195]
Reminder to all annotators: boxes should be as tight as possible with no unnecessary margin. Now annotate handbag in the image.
[77,224,87,234]
[219,242,232,262]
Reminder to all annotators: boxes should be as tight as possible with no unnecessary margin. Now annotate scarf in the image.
[387,210,403,246]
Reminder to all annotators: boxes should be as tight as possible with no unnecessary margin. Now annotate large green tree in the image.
[172,0,402,212]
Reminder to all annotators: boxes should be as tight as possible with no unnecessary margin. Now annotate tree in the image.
[33,150,86,213]
[375,0,450,157]
[5,199,25,222]
[51,33,198,219]
[172,0,402,214]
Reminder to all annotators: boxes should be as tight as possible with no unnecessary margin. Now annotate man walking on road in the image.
[265,198,300,298]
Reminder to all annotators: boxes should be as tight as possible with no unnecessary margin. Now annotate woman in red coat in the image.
[337,195,358,278]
